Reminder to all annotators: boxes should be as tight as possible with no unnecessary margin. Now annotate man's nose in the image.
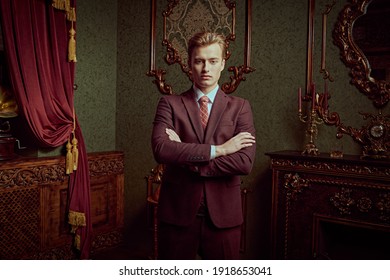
[203,62,210,72]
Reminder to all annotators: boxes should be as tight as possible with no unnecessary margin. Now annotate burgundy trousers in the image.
[158,214,241,260]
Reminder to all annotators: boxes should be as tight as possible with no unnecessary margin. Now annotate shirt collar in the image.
[193,84,219,104]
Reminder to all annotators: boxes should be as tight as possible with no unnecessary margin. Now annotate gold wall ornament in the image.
[147,0,255,95]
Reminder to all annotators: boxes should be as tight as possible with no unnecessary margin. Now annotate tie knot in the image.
[199,96,209,104]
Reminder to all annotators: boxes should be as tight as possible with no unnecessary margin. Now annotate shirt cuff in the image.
[210,145,216,159]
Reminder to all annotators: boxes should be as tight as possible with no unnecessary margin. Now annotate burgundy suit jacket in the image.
[151,88,256,228]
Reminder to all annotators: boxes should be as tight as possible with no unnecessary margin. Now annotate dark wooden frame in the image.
[306,0,315,96]
[267,150,390,259]
[333,0,390,108]
[147,0,255,95]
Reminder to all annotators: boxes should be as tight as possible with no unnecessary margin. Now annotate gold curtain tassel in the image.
[68,23,77,62]
[52,0,77,62]
[66,139,73,174]
[67,7,76,22]
[52,0,66,10]
[68,211,85,250]
[71,134,78,171]
[68,210,86,233]
[74,234,81,250]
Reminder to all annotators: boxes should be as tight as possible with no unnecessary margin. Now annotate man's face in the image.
[190,43,225,94]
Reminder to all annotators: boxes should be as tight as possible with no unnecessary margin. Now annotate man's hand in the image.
[166,128,181,142]
[215,132,255,158]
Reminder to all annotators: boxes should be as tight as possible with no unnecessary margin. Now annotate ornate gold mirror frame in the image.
[333,0,390,108]
[317,0,390,159]
[147,0,255,95]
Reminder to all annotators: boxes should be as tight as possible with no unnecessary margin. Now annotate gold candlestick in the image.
[299,106,323,156]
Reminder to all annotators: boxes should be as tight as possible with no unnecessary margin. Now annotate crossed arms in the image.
[151,96,256,176]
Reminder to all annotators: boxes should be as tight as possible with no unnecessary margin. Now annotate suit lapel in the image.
[182,89,204,143]
[204,89,228,142]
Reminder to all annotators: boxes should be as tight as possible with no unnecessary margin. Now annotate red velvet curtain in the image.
[0,0,91,259]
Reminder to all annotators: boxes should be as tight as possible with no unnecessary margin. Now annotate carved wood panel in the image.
[0,151,124,259]
[266,151,390,259]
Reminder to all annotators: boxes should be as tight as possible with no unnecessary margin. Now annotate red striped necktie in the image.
[199,96,209,129]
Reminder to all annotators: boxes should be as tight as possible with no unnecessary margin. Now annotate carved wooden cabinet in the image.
[266,151,390,260]
[0,151,124,259]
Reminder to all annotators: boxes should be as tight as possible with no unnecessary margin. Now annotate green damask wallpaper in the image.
[69,0,374,259]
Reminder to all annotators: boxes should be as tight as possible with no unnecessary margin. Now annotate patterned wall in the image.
[71,0,373,259]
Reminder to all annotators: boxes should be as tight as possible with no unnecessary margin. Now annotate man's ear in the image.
[221,59,225,71]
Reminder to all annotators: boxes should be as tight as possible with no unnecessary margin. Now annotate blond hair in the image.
[187,32,227,65]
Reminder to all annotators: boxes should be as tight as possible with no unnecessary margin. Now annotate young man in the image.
[151,31,256,259]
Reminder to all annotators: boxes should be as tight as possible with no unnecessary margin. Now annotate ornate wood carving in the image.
[270,156,390,177]
[333,0,390,107]
[0,151,124,259]
[377,193,390,222]
[318,1,390,159]
[0,165,66,188]
[284,173,309,201]
[147,0,255,95]
[267,151,390,259]
[91,230,124,254]
[330,187,355,215]
[88,153,124,176]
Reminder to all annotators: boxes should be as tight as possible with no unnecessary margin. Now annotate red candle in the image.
[311,83,316,108]
[298,87,302,112]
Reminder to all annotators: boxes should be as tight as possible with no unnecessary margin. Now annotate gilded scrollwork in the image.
[149,163,165,184]
[333,0,390,107]
[147,69,174,95]
[283,173,309,201]
[356,197,372,213]
[268,151,390,259]
[271,157,390,178]
[330,187,355,215]
[221,64,256,94]
[330,188,389,220]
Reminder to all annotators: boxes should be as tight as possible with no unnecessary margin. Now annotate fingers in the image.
[166,128,181,142]
[234,132,255,150]
[235,132,256,146]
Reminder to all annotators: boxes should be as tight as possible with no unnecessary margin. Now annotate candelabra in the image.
[298,84,326,155]
[297,0,334,156]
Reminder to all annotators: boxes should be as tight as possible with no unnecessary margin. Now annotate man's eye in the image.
[210,60,218,64]
[194,60,202,64]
